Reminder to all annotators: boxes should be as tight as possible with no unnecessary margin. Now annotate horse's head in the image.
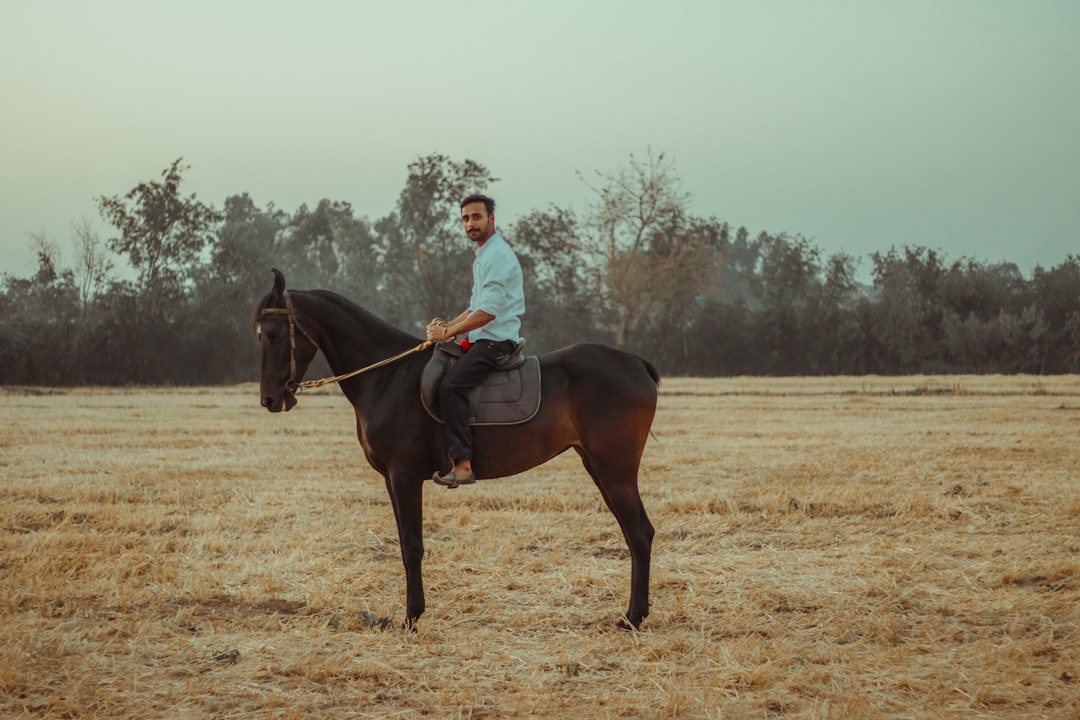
[254,269,319,412]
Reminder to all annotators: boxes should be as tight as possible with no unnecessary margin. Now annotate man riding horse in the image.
[425,194,525,489]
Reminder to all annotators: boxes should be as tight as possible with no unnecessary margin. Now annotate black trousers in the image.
[440,339,517,462]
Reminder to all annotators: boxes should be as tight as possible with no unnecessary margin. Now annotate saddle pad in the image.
[420,347,541,426]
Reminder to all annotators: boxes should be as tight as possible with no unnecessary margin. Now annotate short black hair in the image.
[460,193,496,216]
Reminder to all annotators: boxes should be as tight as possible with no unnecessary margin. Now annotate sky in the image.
[1,0,1078,282]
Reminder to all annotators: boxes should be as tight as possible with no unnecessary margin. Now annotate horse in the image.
[254,269,659,629]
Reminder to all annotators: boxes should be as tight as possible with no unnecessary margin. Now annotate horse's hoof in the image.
[617,616,643,632]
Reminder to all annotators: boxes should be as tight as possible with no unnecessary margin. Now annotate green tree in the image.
[806,252,867,374]
[374,154,497,330]
[755,233,821,373]
[1029,256,1080,372]
[277,199,363,290]
[324,204,380,314]
[209,194,285,287]
[0,242,81,384]
[96,158,222,382]
[935,259,1025,372]
[868,246,947,371]
[635,216,726,369]
[714,225,761,305]
[188,194,287,382]
[97,158,222,297]
[510,206,602,351]
[685,296,757,375]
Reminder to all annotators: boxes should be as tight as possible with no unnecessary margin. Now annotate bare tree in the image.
[71,217,112,312]
[579,149,716,351]
[28,232,61,284]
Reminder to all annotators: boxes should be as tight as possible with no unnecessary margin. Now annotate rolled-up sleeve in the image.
[473,276,508,316]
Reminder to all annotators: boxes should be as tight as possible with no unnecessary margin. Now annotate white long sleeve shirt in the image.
[467,233,525,343]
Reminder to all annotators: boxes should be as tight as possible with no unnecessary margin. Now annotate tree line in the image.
[2,152,1078,386]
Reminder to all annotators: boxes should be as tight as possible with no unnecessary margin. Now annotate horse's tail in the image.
[643,358,661,388]
[642,358,662,446]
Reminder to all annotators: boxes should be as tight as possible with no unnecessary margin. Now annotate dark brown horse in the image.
[254,269,659,629]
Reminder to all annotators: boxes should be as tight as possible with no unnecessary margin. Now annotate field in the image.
[2,376,1078,719]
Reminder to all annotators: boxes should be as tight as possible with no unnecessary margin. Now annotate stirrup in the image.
[432,469,476,488]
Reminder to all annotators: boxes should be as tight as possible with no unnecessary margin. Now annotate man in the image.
[426,193,525,489]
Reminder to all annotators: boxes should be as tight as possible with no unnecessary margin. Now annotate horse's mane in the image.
[299,289,420,346]
[252,272,419,350]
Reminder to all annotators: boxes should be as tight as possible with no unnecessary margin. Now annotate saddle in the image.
[420,341,541,425]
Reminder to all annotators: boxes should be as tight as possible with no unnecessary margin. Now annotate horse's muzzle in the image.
[262,390,297,412]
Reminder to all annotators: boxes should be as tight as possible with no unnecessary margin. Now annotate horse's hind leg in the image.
[577,451,654,630]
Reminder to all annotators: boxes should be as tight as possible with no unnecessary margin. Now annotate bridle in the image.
[257,290,434,395]
[257,290,319,393]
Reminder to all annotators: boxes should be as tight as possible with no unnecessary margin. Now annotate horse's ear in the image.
[271,268,286,299]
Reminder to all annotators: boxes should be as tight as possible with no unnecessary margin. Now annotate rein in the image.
[295,340,434,391]
[259,291,433,393]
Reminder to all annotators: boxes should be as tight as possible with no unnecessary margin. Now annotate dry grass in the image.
[1,376,1078,719]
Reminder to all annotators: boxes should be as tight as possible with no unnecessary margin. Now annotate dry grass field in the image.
[1,376,1078,719]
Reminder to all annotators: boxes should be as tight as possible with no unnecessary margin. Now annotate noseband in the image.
[258,291,319,392]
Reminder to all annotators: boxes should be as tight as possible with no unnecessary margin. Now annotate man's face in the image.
[461,201,494,243]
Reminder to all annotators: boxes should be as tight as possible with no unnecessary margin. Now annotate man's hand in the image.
[426,318,450,342]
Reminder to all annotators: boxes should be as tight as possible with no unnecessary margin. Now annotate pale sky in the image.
[1,0,1077,281]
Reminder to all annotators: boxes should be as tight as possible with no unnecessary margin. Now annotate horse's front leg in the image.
[385,472,426,628]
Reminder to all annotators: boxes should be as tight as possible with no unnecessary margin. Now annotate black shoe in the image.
[432,469,476,489]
